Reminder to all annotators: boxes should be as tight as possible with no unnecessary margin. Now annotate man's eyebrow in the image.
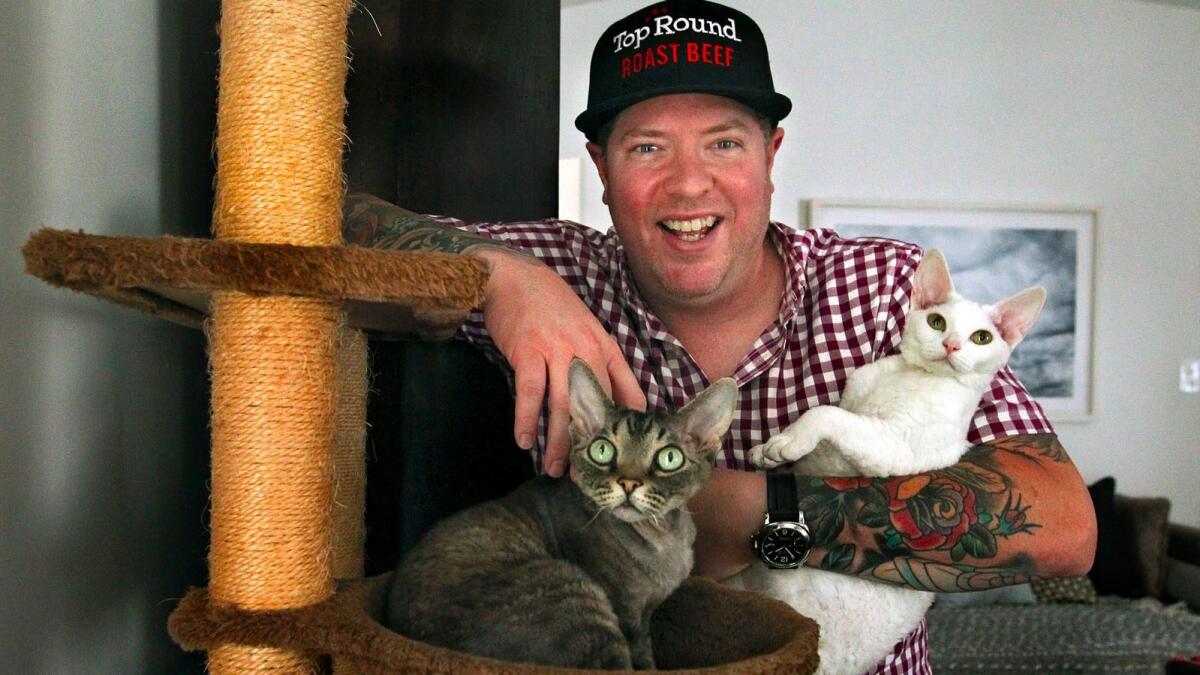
[617,128,668,143]
[701,120,752,135]
[617,119,752,143]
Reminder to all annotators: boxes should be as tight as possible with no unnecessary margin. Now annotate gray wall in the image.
[561,0,1200,524]
[1,1,214,672]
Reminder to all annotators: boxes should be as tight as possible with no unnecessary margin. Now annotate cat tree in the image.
[22,1,818,672]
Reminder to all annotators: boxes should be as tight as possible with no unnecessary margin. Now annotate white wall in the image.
[1,2,210,672]
[561,0,1200,524]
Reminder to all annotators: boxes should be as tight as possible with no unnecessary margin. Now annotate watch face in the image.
[756,522,812,568]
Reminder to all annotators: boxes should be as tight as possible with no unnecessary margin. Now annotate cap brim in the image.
[575,85,792,141]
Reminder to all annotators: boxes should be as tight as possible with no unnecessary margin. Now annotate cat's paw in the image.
[750,432,816,469]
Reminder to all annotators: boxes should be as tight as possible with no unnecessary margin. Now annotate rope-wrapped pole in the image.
[207,0,352,672]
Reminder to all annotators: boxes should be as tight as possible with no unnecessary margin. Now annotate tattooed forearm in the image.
[340,192,512,255]
[798,434,1062,591]
[859,557,1039,593]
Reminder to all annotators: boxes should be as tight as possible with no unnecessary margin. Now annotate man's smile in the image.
[658,215,721,242]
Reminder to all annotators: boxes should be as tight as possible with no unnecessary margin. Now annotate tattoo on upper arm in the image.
[800,434,1062,591]
[340,194,505,254]
[989,434,1069,464]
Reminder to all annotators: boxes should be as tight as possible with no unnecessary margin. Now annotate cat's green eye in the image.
[927,313,946,331]
[970,330,993,345]
[654,446,685,472]
[588,439,616,465]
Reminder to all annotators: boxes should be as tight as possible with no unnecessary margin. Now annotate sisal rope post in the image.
[207,0,353,672]
[331,327,368,675]
[333,327,368,581]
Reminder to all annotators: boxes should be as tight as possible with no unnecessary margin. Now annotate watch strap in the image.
[766,472,800,523]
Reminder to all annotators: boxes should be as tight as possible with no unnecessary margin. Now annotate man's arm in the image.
[341,193,646,475]
[690,433,1096,592]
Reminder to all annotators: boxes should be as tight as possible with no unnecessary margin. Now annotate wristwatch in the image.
[750,472,813,569]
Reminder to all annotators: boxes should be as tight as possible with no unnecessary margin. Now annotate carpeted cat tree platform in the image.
[21,1,818,673]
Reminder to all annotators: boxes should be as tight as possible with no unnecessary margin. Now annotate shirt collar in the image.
[768,220,809,330]
[610,237,680,346]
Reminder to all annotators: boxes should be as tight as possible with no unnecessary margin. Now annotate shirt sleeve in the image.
[441,218,611,352]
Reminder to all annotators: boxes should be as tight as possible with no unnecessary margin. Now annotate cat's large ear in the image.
[990,287,1047,348]
[911,249,956,310]
[568,358,613,441]
[677,378,738,459]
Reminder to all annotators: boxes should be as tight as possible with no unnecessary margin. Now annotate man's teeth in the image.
[660,216,718,241]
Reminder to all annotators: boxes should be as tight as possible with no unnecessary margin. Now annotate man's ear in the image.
[585,141,610,206]
[765,126,784,195]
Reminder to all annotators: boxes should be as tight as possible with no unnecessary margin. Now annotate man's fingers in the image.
[511,355,547,451]
[607,350,647,411]
[544,358,573,477]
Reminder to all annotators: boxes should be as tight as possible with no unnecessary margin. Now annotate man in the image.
[344,1,1096,672]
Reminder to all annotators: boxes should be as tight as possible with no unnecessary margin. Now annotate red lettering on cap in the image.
[683,42,735,67]
[621,57,631,78]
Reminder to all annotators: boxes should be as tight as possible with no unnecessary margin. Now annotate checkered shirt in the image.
[447,217,1052,675]
[450,217,1053,471]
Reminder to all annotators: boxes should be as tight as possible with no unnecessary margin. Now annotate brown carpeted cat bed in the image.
[169,575,819,674]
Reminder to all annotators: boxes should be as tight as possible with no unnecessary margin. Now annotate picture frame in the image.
[806,200,1096,421]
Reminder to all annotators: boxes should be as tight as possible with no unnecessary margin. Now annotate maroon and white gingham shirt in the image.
[448,217,1052,675]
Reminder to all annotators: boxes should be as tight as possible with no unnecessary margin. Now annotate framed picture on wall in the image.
[806,200,1096,421]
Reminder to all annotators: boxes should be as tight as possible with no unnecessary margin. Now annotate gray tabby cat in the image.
[385,358,737,669]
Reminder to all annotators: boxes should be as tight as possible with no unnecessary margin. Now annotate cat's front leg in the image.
[750,406,840,469]
[628,628,655,670]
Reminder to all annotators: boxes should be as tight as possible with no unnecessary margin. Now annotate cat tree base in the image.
[169,575,820,674]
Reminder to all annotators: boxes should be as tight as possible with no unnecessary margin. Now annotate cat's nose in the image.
[943,338,961,354]
[618,478,643,495]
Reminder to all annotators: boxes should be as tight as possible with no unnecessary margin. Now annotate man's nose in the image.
[664,149,713,198]
[618,478,643,495]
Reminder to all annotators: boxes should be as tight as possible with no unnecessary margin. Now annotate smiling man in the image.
[343,1,1096,673]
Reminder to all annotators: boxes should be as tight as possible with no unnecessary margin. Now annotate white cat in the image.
[729,249,1046,675]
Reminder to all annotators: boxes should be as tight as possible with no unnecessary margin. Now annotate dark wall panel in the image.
[343,1,558,573]
[345,1,560,222]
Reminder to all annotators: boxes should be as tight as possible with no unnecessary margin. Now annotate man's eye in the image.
[633,143,658,153]
[714,139,742,150]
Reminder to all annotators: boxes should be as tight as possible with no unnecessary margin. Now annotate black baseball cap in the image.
[575,0,792,142]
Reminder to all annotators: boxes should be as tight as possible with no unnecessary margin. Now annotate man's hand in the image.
[472,248,647,477]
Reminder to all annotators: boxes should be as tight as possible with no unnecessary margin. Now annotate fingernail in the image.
[549,460,564,477]
[518,433,533,450]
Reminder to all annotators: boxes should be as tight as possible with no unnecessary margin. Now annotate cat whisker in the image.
[583,506,609,529]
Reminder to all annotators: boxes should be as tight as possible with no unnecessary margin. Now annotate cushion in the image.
[1166,559,1200,611]
[1087,477,1173,598]
[934,584,1037,608]
[927,599,1200,673]
[1031,576,1100,604]
[1086,476,1119,588]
